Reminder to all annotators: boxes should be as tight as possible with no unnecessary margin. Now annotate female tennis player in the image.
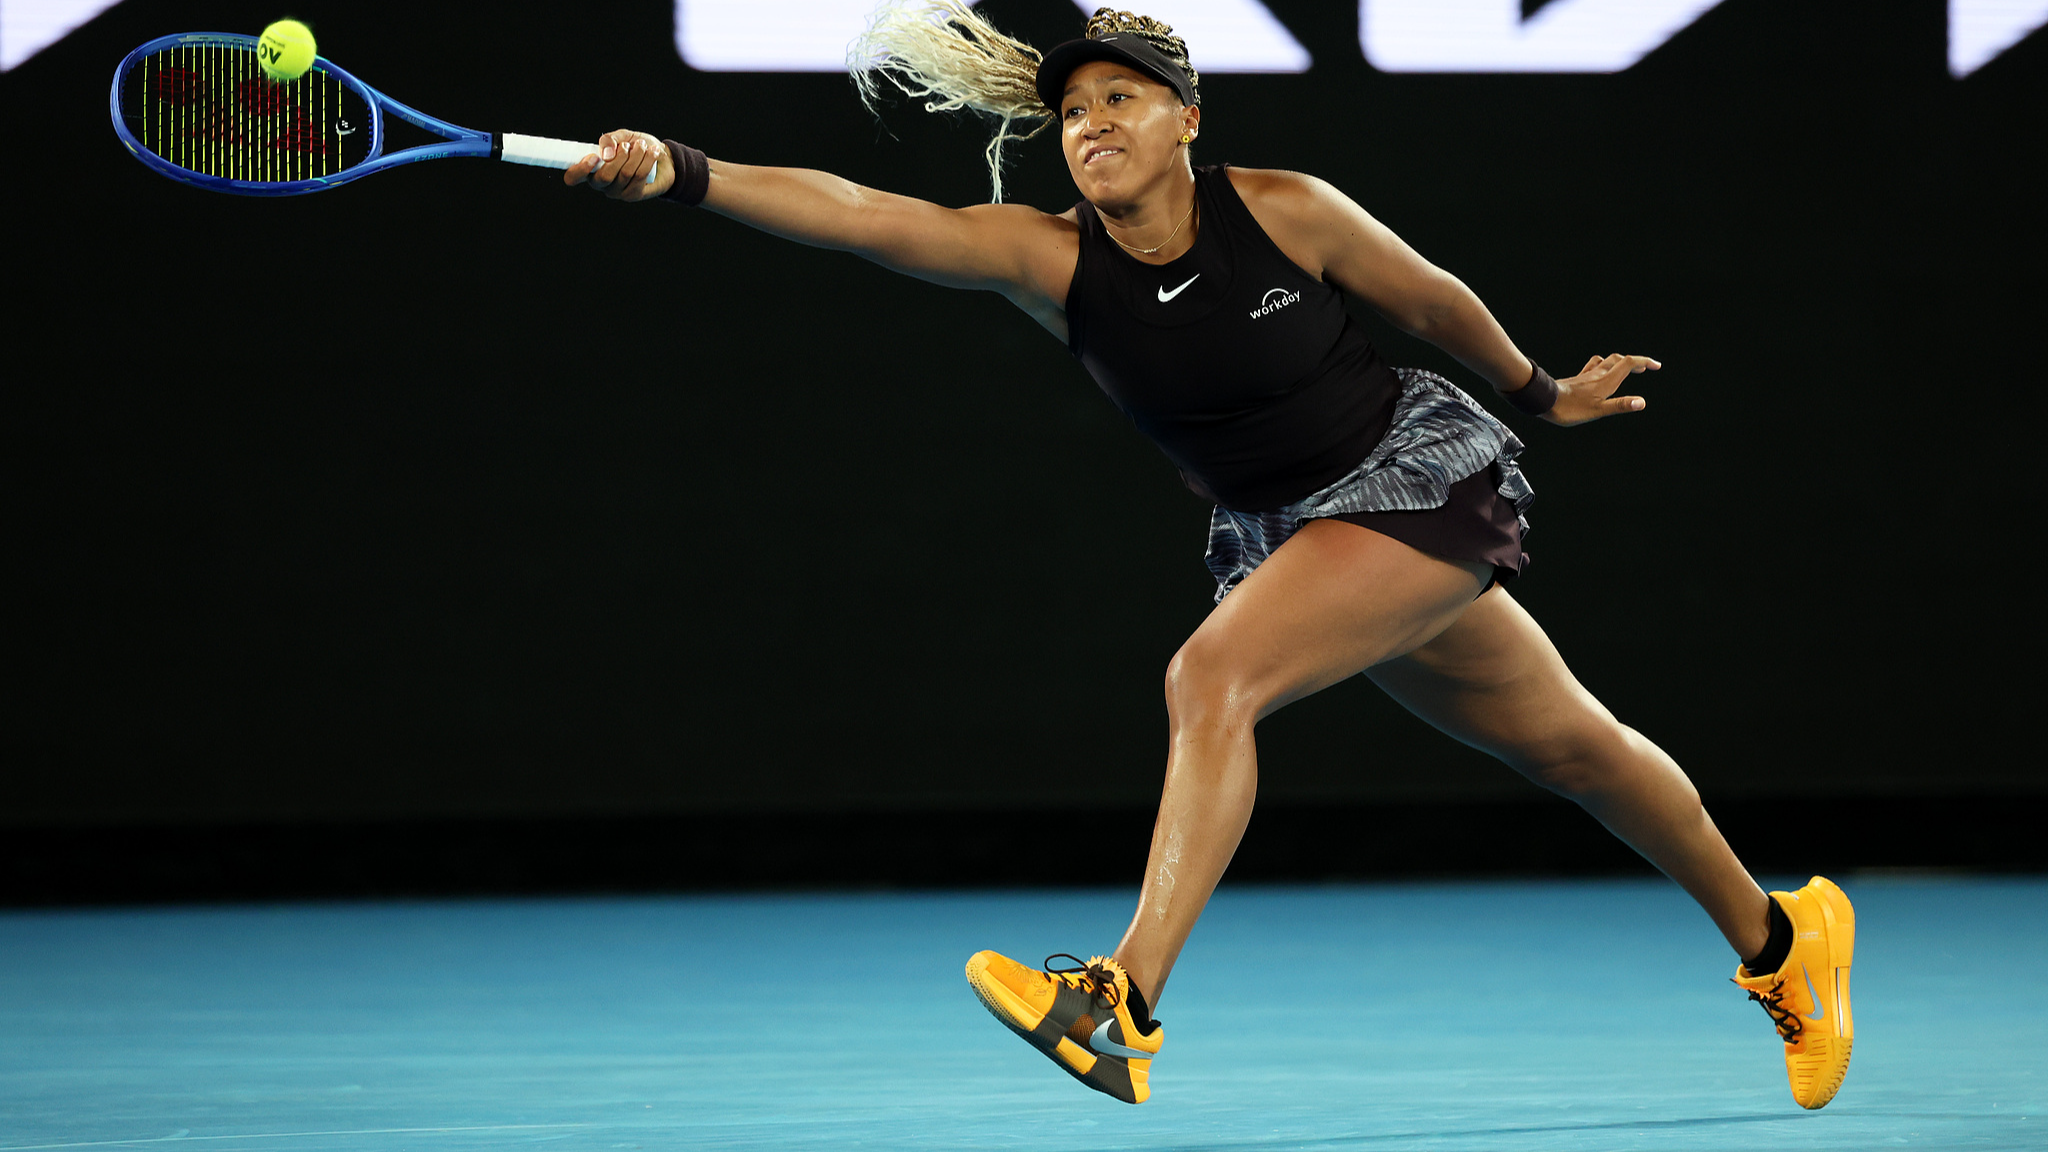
[564,3,1853,1111]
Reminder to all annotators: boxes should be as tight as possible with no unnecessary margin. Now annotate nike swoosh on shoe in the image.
[1802,965,1827,1022]
[1087,1019,1153,1059]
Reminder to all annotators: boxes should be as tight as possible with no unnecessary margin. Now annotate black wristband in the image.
[658,140,711,206]
[1505,363,1558,416]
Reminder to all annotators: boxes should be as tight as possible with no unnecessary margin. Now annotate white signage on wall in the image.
[677,0,1308,73]
[1360,0,1727,73]
[1359,0,2046,77]
[1951,0,2048,75]
[2,0,124,70]
[3,0,2040,76]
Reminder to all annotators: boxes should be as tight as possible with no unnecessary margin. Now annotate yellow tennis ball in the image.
[256,19,316,82]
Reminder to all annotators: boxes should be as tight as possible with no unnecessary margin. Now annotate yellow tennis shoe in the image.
[1732,876,1856,1109]
[965,950,1164,1103]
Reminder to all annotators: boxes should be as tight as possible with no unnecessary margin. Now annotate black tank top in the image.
[1067,165,1398,512]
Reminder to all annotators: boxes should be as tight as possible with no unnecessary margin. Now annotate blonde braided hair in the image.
[847,1,1049,203]
[848,4,1199,203]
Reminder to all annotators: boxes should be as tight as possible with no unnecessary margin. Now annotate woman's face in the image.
[1058,59,1198,209]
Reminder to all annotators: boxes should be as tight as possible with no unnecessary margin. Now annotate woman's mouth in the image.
[1084,147,1124,166]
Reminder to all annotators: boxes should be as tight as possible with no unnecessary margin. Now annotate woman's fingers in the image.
[590,137,661,197]
[567,130,667,199]
[618,140,664,201]
[1596,353,1660,376]
[1588,353,1662,393]
[588,130,633,191]
[1543,353,1663,424]
[564,151,601,186]
[1547,391,1644,426]
[587,135,621,191]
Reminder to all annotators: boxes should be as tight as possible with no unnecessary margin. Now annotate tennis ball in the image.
[256,19,316,82]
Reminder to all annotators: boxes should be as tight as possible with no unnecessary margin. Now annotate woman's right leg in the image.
[1107,521,1494,1007]
[964,520,1488,1104]
[1364,583,1773,960]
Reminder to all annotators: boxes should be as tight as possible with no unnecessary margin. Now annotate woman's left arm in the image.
[1240,169,1658,426]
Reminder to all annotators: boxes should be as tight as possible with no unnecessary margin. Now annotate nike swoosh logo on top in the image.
[1157,274,1200,302]
[1802,965,1827,1021]
[1088,1019,1152,1059]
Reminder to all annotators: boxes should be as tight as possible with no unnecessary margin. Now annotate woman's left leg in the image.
[1368,589,1872,1111]
[1366,584,1773,959]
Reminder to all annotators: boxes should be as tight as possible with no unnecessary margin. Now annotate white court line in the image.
[0,1125,596,1151]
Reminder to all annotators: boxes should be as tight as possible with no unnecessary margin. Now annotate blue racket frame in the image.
[110,32,494,197]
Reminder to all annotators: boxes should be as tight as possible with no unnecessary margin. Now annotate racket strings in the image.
[126,43,358,183]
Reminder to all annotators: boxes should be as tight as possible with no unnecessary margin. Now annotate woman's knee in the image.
[1163,640,1268,736]
[1515,721,1689,802]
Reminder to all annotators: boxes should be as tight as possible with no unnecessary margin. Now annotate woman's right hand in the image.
[564,129,673,202]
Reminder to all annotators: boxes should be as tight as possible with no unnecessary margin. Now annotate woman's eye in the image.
[1064,94,1126,117]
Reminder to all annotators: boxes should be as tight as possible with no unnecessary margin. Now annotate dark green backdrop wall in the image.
[9,0,2044,840]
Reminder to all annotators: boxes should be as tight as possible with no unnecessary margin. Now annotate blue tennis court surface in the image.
[2,877,2040,1150]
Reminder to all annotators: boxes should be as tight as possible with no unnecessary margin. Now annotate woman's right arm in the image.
[568,129,1073,307]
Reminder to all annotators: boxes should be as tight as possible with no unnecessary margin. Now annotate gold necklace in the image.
[1104,197,1196,256]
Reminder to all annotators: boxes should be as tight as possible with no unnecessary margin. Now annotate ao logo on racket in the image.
[1249,288,1302,321]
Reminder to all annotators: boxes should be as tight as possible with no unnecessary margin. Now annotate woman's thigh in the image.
[1363,584,1619,773]
[1176,519,1491,720]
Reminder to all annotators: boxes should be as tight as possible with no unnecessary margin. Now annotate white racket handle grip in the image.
[500,133,657,183]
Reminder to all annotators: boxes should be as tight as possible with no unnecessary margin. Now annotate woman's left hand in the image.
[1545,353,1662,426]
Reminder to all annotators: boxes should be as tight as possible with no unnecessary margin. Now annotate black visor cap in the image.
[1036,34,1196,114]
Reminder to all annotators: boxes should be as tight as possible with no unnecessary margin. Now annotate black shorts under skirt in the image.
[1326,462,1528,587]
[1204,369,1534,603]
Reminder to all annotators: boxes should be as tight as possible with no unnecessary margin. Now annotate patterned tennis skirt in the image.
[1204,368,1536,603]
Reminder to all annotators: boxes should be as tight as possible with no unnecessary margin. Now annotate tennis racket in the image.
[110,31,651,196]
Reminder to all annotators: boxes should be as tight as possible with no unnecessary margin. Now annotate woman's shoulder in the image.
[1218,167,1349,280]
[954,203,1083,328]
[1221,166,1343,218]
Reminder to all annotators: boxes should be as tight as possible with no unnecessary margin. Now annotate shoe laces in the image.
[1044,953,1124,1011]
[1735,976,1803,1043]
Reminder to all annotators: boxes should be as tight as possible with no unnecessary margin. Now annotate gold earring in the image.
[1180,133,1192,144]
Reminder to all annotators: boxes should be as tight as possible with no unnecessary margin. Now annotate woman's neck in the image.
[1096,170,1200,264]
